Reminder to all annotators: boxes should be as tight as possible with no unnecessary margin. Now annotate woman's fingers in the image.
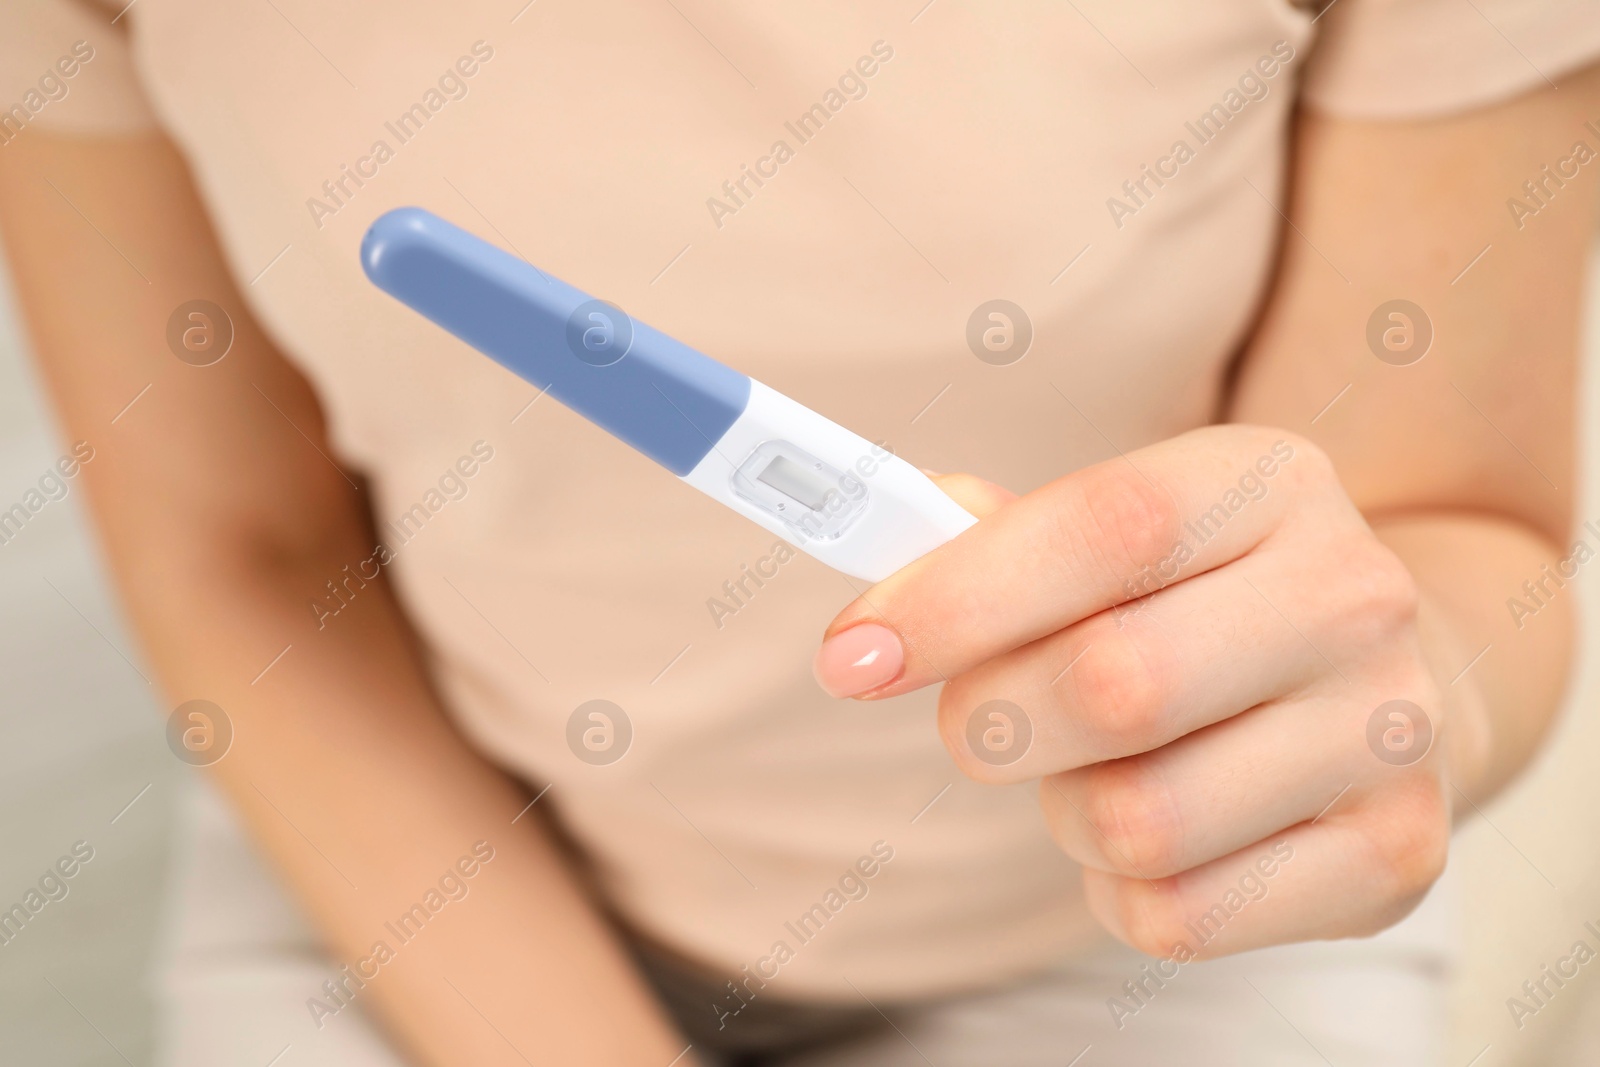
[817,426,1317,700]
[1079,771,1450,961]
[932,552,1331,782]
[808,471,1015,699]
[1038,687,1420,879]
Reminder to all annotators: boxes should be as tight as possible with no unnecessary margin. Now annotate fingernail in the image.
[813,623,905,698]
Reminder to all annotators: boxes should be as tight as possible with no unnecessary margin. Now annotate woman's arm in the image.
[0,132,690,1066]
[1229,63,1600,799]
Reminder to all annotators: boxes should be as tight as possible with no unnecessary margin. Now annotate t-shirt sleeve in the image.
[0,0,156,138]
[1301,0,1600,118]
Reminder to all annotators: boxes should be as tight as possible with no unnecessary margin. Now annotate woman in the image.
[2,0,1597,1063]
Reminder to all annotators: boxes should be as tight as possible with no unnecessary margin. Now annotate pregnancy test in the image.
[359,207,975,582]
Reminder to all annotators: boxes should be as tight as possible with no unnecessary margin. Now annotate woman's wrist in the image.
[1372,513,1572,805]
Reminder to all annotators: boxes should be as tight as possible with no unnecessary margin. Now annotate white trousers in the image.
[155,779,1454,1067]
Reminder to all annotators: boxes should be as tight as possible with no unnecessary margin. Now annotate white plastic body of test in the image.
[682,380,978,582]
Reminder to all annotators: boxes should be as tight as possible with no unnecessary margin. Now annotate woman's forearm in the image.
[145,540,693,1067]
[0,130,691,1067]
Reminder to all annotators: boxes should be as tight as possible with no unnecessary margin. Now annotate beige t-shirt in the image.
[5,0,1599,1001]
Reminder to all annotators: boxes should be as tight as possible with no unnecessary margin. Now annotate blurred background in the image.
[2,230,1600,1066]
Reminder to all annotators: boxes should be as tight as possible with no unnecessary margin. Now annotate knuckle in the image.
[1333,539,1421,641]
[1274,432,1336,489]
[935,678,1030,782]
[1071,464,1182,582]
[1362,780,1450,903]
[1065,630,1171,755]
[1082,759,1185,877]
[1370,546,1422,628]
[934,680,981,776]
[1113,877,1187,958]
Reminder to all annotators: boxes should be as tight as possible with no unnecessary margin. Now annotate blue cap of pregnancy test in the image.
[360,207,750,476]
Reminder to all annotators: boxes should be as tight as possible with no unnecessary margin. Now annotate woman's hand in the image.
[813,424,1480,959]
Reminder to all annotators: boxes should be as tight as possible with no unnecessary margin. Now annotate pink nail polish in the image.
[813,623,905,698]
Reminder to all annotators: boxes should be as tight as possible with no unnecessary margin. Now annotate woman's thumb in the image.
[921,470,1016,520]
